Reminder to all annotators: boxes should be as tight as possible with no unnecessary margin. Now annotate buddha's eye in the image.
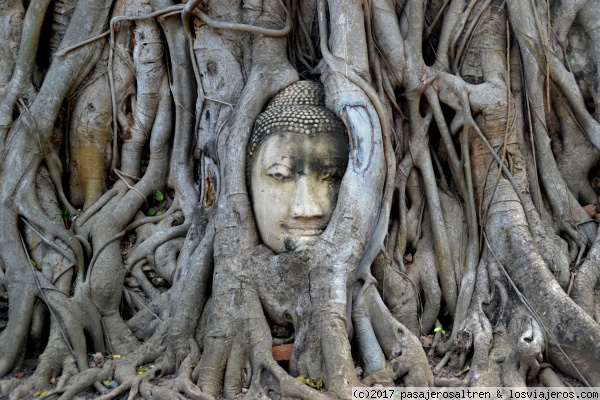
[320,168,344,182]
[320,173,334,182]
[266,164,292,182]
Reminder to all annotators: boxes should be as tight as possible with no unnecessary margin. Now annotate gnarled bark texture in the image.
[0,0,600,398]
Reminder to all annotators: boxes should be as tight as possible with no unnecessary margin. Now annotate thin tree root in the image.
[126,223,190,270]
[167,356,213,400]
[76,187,120,228]
[434,351,452,374]
[190,7,291,38]
[37,360,116,400]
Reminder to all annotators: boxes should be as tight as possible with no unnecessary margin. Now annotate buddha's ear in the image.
[340,105,375,175]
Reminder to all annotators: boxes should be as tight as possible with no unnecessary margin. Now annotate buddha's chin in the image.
[283,234,320,252]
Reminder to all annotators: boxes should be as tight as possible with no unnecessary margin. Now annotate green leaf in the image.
[434,326,445,334]
[137,366,148,375]
[62,209,71,219]
[295,376,323,390]
[155,190,164,202]
[155,211,162,216]
[103,380,111,387]
[147,208,156,216]
[306,377,323,390]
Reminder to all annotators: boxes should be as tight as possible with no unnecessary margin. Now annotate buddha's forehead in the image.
[255,131,348,168]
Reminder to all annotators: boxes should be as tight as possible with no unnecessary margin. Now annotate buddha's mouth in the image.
[282,228,326,252]
[286,228,324,236]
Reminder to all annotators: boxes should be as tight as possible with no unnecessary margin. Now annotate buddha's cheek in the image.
[252,182,293,254]
[308,181,340,225]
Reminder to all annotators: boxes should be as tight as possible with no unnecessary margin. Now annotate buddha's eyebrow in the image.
[311,157,348,168]
[266,162,292,169]
[263,155,292,162]
[263,155,297,167]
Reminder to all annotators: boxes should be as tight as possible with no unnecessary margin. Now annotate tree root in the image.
[126,223,190,271]
[8,337,77,399]
[75,187,120,228]
[539,366,567,388]
[164,356,212,400]
[38,360,115,400]
[571,230,600,322]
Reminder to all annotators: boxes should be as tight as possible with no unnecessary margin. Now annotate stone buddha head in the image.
[248,81,349,254]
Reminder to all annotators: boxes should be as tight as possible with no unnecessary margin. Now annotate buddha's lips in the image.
[285,227,325,236]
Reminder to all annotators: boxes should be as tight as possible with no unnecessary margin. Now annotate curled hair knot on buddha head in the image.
[247,80,347,162]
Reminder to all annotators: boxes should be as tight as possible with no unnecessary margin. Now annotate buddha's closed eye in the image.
[267,164,293,182]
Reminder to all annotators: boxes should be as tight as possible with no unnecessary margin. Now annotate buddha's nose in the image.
[291,176,324,219]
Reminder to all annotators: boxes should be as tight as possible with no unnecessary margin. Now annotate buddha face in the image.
[250,131,348,253]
